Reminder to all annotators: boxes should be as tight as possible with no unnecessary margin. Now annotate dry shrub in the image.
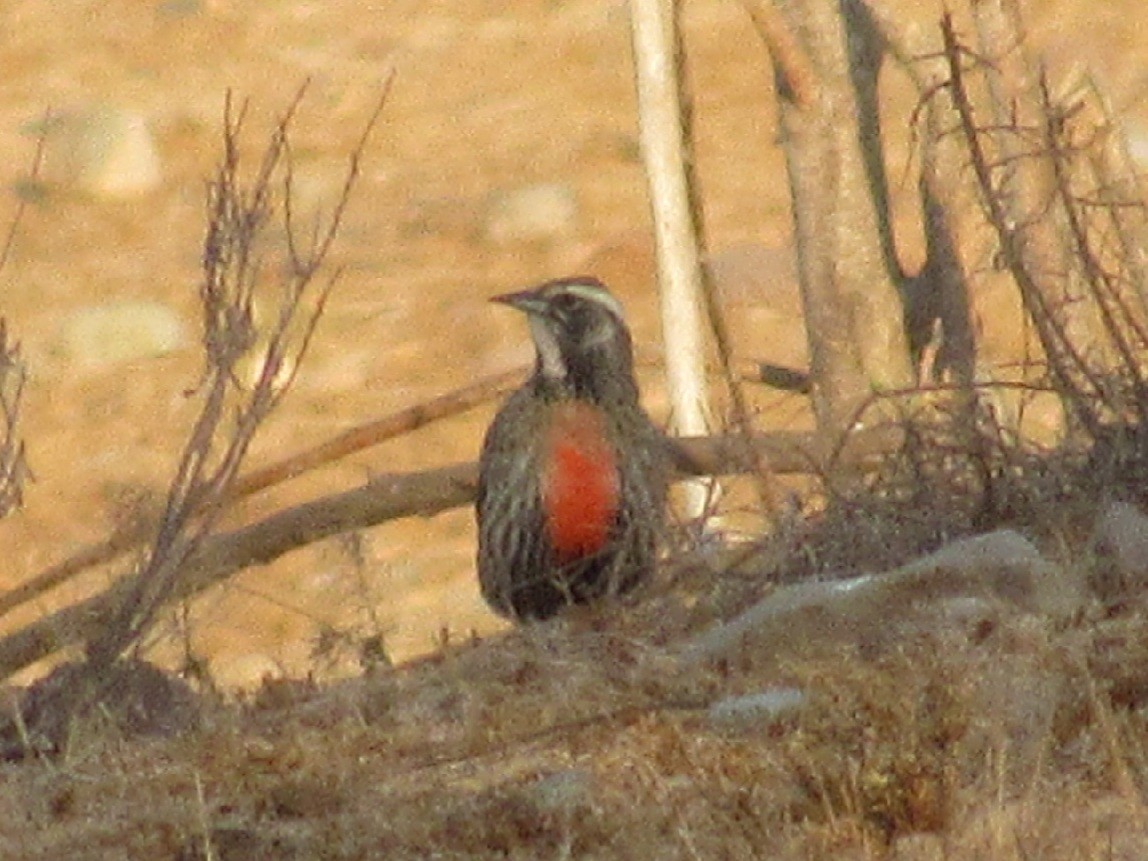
[779,649,969,845]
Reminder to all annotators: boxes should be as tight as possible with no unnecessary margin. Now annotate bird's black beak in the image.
[491,289,550,318]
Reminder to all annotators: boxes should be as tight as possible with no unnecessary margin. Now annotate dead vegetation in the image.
[1,1,1148,859]
[2,596,1146,859]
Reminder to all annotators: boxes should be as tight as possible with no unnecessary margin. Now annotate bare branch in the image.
[0,425,901,680]
[629,0,713,518]
[0,362,516,623]
[941,12,1106,437]
[736,0,819,110]
[0,112,48,276]
[0,321,29,518]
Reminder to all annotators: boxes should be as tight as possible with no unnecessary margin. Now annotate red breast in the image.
[540,401,621,560]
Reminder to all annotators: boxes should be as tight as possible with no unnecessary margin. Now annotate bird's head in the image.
[493,277,639,403]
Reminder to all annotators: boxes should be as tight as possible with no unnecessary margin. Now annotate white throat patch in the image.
[528,314,566,379]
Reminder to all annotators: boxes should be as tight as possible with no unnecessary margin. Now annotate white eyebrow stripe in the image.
[558,282,626,320]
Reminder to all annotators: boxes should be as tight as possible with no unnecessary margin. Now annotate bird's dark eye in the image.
[546,294,586,330]
[551,293,580,315]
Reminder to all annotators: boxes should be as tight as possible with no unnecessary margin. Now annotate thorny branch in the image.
[86,79,391,669]
[941,12,1106,437]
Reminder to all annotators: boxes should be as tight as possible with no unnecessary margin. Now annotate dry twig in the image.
[0,321,29,519]
[0,122,44,520]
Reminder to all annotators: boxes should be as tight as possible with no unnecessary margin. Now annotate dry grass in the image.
[5,419,1148,858]
[1,552,1146,859]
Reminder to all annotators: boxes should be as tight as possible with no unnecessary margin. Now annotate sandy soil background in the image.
[0,0,1145,687]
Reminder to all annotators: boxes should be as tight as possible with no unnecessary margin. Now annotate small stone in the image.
[481,182,579,245]
[707,687,806,731]
[31,105,162,199]
[1090,501,1148,600]
[54,302,190,368]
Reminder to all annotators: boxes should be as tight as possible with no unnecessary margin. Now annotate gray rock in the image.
[706,686,806,732]
[1090,500,1148,600]
[684,530,1077,664]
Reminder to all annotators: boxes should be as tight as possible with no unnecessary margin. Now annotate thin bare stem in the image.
[629,0,713,519]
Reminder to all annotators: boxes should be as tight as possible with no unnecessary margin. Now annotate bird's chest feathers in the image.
[540,401,621,559]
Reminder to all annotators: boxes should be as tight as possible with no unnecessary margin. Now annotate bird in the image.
[476,277,668,621]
